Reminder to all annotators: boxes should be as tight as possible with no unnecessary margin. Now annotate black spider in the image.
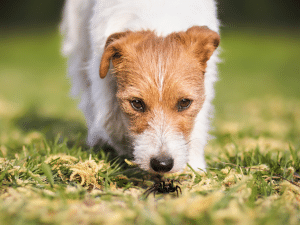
[143,179,182,198]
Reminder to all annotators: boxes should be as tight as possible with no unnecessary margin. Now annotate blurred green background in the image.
[0,0,299,145]
[0,0,299,27]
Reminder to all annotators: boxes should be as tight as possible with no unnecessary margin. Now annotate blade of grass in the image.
[41,162,54,188]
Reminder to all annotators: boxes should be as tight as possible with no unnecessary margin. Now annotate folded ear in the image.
[99,31,131,79]
[186,26,220,70]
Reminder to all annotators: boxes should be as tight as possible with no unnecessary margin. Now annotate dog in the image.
[61,0,220,174]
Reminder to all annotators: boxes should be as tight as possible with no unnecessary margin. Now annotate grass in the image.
[0,25,300,224]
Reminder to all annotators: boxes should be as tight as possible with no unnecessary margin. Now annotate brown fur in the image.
[99,26,220,139]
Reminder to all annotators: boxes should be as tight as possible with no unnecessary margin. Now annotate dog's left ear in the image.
[185,26,220,70]
[99,31,131,79]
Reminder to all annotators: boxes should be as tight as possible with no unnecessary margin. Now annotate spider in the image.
[143,179,182,198]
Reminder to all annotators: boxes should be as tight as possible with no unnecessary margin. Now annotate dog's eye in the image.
[177,99,192,112]
[130,99,146,112]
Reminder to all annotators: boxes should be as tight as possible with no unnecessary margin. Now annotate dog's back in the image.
[61,1,95,128]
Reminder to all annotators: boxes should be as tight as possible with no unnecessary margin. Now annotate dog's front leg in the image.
[188,145,206,171]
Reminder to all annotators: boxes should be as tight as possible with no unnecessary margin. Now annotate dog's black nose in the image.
[150,156,174,172]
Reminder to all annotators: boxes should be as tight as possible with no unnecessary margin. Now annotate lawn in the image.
[0,25,300,224]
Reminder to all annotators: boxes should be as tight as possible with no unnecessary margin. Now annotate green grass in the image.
[0,26,300,224]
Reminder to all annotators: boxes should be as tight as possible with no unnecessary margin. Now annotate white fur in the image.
[61,0,220,172]
[133,109,188,173]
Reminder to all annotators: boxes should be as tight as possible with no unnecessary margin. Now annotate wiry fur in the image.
[61,0,220,172]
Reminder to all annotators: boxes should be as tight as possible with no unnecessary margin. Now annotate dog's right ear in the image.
[99,31,131,79]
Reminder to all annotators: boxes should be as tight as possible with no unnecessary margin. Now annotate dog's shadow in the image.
[14,105,87,144]
[13,105,138,169]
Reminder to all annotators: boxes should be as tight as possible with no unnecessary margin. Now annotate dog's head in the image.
[99,26,220,173]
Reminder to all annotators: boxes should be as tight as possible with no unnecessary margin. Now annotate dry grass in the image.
[0,27,299,224]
